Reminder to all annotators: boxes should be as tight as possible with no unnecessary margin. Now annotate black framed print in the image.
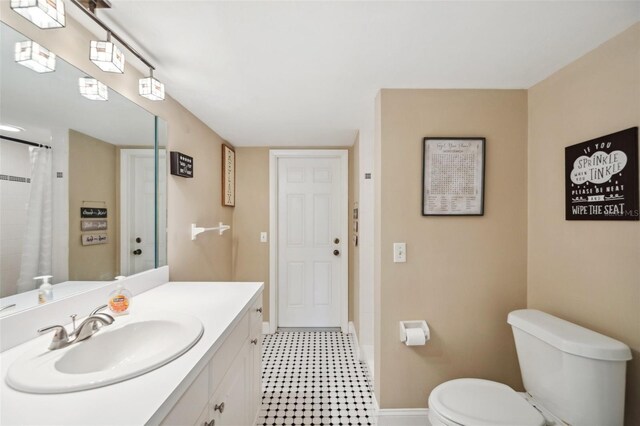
[565,127,638,221]
[422,137,485,216]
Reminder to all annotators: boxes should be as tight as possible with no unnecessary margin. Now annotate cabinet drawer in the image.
[161,364,209,426]
[210,312,249,394]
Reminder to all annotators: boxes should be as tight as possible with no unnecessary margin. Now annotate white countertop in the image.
[0,281,263,426]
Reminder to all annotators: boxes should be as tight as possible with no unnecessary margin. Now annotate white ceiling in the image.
[100,1,640,147]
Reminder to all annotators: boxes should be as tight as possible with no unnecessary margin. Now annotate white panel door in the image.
[277,156,344,328]
[121,149,157,275]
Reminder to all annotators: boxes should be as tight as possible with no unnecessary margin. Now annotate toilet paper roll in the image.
[404,328,426,346]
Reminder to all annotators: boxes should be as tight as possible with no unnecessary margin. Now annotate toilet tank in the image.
[508,310,632,426]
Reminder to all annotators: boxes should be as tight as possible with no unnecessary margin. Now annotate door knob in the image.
[214,402,225,413]
[135,237,142,243]
[333,249,340,256]
[334,238,340,244]
[132,249,142,255]
[251,338,258,345]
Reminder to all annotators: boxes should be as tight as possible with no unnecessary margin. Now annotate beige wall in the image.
[1,7,233,282]
[68,130,117,280]
[528,23,640,425]
[232,147,355,324]
[374,89,529,408]
[232,148,271,317]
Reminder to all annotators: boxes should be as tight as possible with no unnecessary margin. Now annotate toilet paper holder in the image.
[399,320,430,344]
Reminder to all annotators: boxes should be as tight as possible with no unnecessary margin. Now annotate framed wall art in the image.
[170,151,194,178]
[422,137,485,216]
[222,143,236,207]
[565,127,638,221]
[81,219,107,231]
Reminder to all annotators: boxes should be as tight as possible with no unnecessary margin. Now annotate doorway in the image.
[269,150,348,333]
[120,149,165,275]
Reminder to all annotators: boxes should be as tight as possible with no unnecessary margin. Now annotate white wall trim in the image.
[376,409,431,426]
[268,151,278,334]
[372,394,431,426]
[268,149,349,334]
[262,321,270,335]
[348,321,361,361]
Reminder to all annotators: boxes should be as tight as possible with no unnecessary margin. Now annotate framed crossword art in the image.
[422,137,486,216]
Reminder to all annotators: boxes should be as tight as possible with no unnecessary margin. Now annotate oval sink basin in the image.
[6,311,203,393]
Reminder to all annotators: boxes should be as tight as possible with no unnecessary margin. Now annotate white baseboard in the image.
[373,393,431,426]
[377,409,431,426]
[348,321,361,360]
[262,321,270,334]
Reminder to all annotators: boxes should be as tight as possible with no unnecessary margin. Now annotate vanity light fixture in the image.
[139,69,165,101]
[78,77,108,101]
[70,0,165,100]
[90,33,125,73]
[10,0,66,29]
[14,40,56,73]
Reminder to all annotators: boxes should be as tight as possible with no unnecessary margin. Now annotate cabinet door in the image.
[161,365,209,426]
[211,341,250,426]
[250,308,263,423]
[194,405,213,426]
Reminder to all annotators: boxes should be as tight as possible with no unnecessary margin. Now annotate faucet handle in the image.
[90,304,108,316]
[38,325,67,336]
[37,325,70,350]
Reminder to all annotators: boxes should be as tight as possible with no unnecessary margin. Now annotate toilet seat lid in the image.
[429,378,545,426]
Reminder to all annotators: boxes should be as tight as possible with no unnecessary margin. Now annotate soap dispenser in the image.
[35,275,53,304]
[108,276,132,316]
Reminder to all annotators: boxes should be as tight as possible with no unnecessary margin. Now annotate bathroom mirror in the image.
[0,22,168,315]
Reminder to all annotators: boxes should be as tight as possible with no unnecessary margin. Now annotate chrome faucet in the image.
[37,305,115,350]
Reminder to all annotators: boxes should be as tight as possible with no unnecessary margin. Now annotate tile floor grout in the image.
[258,331,375,426]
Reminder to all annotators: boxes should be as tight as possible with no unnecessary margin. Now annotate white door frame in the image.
[120,149,154,275]
[269,149,349,334]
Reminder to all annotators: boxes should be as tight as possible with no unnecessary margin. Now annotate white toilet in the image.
[428,309,632,426]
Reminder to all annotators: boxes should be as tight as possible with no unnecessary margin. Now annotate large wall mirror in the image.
[0,22,168,315]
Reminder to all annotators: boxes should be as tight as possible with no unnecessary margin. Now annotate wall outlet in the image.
[393,243,406,263]
[260,232,268,243]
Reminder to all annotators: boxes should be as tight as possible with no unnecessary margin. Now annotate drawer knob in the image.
[256,307,263,314]
[251,338,258,345]
[205,420,215,426]
[214,402,225,414]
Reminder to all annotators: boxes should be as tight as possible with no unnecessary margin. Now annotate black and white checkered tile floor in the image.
[258,332,374,426]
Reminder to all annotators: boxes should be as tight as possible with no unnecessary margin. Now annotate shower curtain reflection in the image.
[17,147,53,293]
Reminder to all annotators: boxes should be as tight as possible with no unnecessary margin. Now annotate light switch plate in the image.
[393,243,406,263]
[260,232,268,243]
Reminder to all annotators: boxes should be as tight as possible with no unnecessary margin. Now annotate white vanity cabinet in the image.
[161,296,263,426]
[0,281,265,426]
